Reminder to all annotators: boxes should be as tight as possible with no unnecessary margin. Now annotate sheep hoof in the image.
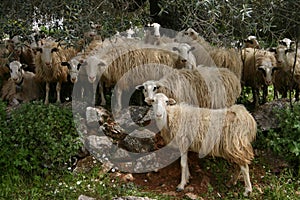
[176,187,184,192]
[243,189,252,197]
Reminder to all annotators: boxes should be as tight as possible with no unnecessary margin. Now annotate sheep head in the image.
[8,60,25,84]
[136,80,161,99]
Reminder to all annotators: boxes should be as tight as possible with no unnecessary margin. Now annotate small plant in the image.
[263,103,300,176]
[0,101,82,176]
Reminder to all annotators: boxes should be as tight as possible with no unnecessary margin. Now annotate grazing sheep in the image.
[271,45,300,100]
[1,61,41,104]
[243,36,260,49]
[34,39,77,104]
[241,48,278,107]
[145,93,256,196]
[137,66,241,109]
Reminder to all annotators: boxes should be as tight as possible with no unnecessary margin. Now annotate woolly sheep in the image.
[145,93,256,196]
[34,39,77,104]
[209,47,243,80]
[279,38,295,50]
[271,45,300,100]
[137,66,241,109]
[241,48,278,107]
[83,40,196,109]
[1,61,41,104]
[243,36,260,49]
[176,28,243,79]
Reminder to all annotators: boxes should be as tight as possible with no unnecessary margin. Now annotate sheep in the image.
[145,93,257,196]
[83,40,197,109]
[279,38,295,50]
[34,39,77,104]
[176,28,242,77]
[209,47,243,80]
[136,66,241,109]
[5,38,36,73]
[243,36,260,49]
[271,45,300,100]
[241,48,278,107]
[1,61,41,104]
[144,23,175,45]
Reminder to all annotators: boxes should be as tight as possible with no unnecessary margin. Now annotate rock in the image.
[252,99,290,131]
[184,193,199,200]
[78,194,96,200]
[119,129,156,153]
[121,173,135,182]
[73,156,98,173]
[112,196,156,200]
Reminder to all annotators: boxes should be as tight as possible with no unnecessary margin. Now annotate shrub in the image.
[263,104,300,176]
[0,101,82,176]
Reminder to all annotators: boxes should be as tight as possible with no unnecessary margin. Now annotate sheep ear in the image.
[188,46,195,53]
[21,64,28,69]
[144,97,154,105]
[61,62,71,69]
[172,47,179,52]
[77,63,81,71]
[98,60,107,67]
[51,47,58,53]
[34,47,43,53]
[269,47,277,53]
[167,98,176,105]
[136,85,144,90]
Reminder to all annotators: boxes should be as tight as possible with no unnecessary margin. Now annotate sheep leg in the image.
[98,82,106,106]
[176,152,190,191]
[240,164,252,196]
[56,82,61,103]
[262,85,268,103]
[45,82,50,104]
[226,164,241,187]
[252,87,259,107]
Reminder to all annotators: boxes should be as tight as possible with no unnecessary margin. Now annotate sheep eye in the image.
[184,32,188,35]
[153,86,157,91]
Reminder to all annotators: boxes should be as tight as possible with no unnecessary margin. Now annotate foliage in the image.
[261,104,300,176]
[0,101,82,176]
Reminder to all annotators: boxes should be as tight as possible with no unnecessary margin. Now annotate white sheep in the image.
[176,28,242,78]
[279,38,295,50]
[34,39,77,104]
[241,48,278,107]
[136,66,241,109]
[83,40,197,109]
[1,61,41,104]
[145,93,257,196]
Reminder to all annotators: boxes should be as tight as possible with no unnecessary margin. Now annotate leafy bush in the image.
[263,104,300,176]
[0,101,82,176]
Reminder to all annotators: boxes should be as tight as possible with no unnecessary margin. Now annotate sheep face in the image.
[172,43,196,69]
[145,93,176,126]
[257,63,278,86]
[184,28,199,40]
[62,59,82,83]
[8,61,23,83]
[38,43,59,68]
[244,36,260,49]
[272,46,292,68]
[83,56,106,83]
[151,23,161,37]
[279,38,294,50]
[136,80,160,99]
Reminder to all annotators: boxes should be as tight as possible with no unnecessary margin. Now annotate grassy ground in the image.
[1,149,299,200]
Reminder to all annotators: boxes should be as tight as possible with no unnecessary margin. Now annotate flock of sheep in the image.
[0,22,299,196]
